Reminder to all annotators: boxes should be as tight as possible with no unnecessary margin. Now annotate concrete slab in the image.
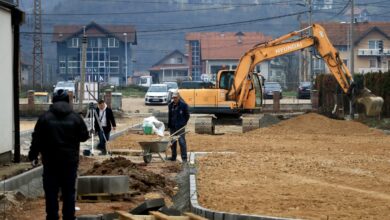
[77,175,129,195]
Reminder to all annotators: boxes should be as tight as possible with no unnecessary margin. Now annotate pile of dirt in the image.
[258,113,382,135]
[83,156,176,197]
[0,191,26,211]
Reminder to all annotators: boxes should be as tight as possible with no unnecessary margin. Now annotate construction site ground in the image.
[7,98,390,219]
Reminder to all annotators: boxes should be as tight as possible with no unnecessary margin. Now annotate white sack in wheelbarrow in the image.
[142,116,165,136]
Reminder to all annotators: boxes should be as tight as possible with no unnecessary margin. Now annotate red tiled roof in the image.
[52,22,136,43]
[186,32,272,60]
[313,22,390,46]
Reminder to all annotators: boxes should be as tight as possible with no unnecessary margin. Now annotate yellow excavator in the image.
[178,24,384,134]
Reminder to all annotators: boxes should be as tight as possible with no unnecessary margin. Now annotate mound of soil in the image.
[83,156,176,197]
[257,113,383,136]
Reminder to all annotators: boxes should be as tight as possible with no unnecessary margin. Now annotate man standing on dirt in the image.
[95,99,116,155]
[167,91,190,162]
[28,89,90,220]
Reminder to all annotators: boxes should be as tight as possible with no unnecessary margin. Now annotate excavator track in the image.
[194,116,215,135]
[241,115,261,133]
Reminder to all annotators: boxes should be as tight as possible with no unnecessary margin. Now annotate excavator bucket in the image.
[356,89,384,117]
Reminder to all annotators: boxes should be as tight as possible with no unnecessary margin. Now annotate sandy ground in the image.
[194,114,390,219]
[14,97,390,219]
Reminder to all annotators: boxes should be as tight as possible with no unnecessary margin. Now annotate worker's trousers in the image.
[170,129,187,161]
[42,163,78,220]
[97,128,110,154]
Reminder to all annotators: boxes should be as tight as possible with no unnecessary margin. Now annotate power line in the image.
[20,10,308,35]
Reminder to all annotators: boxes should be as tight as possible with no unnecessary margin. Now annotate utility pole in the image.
[79,27,87,112]
[124,33,128,86]
[308,0,313,84]
[32,0,43,90]
[348,0,355,119]
[350,0,354,75]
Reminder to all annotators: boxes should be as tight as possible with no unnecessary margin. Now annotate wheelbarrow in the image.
[138,128,189,163]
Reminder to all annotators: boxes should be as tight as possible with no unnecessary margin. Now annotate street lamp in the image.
[123,32,128,86]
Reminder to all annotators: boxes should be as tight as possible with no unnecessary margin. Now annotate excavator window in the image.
[219,71,235,90]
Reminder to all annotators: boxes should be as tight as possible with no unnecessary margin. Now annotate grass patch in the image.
[112,85,148,98]
[283,91,297,97]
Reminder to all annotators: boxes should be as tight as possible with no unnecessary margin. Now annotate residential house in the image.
[313,22,390,75]
[185,31,273,82]
[149,50,189,83]
[52,22,137,86]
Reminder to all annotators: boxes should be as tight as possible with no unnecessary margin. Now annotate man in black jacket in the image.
[28,89,89,220]
[94,99,116,155]
[167,92,190,162]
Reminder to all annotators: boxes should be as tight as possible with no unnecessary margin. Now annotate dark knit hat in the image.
[52,89,70,103]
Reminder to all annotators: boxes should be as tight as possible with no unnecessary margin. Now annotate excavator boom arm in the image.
[230,24,354,108]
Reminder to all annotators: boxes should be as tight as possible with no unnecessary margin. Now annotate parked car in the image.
[297,81,312,99]
[144,84,170,105]
[54,81,77,101]
[163,81,178,93]
[264,82,283,99]
[179,81,214,89]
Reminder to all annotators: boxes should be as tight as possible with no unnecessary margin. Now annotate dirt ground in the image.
[13,96,390,219]
[194,113,390,219]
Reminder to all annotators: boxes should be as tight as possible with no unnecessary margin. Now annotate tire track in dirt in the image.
[282,173,390,201]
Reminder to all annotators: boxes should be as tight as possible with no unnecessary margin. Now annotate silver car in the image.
[144,84,170,105]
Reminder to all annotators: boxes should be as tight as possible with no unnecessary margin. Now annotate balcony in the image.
[359,67,388,74]
[358,49,390,56]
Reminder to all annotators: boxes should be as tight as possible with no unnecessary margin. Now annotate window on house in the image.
[313,58,325,70]
[177,57,183,63]
[59,56,66,68]
[368,40,383,49]
[369,59,377,68]
[342,59,348,67]
[108,38,119,48]
[97,38,102,48]
[88,38,97,48]
[336,46,347,51]
[71,38,79,48]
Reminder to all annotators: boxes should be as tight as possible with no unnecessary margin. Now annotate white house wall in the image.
[205,60,269,78]
[0,7,14,155]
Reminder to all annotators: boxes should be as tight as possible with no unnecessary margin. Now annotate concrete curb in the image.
[189,152,298,220]
[77,175,129,195]
[0,166,43,198]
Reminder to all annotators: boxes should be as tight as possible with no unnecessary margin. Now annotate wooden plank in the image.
[116,211,155,220]
[149,211,170,220]
[183,212,208,220]
[149,212,189,220]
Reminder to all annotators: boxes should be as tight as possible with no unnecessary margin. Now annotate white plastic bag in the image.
[142,116,165,136]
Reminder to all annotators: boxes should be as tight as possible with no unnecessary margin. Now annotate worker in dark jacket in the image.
[167,91,190,162]
[28,89,89,220]
[94,99,116,155]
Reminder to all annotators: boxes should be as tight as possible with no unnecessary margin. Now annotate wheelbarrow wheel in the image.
[143,154,152,163]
